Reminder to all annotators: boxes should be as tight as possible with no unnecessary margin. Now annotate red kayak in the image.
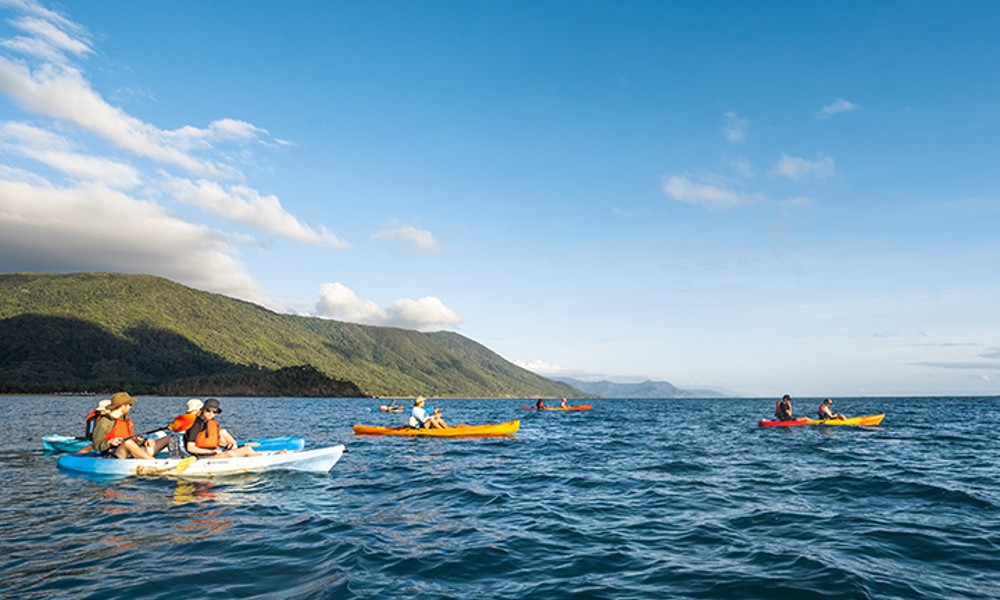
[522,404,592,411]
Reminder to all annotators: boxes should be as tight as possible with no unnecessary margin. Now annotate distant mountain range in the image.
[0,272,581,398]
[551,377,724,398]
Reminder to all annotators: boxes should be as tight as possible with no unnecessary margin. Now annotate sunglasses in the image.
[204,408,220,414]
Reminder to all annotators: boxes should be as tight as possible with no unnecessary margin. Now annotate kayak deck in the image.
[353,420,520,437]
[758,413,885,427]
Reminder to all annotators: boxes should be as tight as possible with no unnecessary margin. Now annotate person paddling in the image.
[560,398,568,408]
[91,392,172,459]
[775,394,793,421]
[818,398,846,420]
[536,398,546,410]
[84,398,110,439]
[184,399,258,458]
[410,396,447,429]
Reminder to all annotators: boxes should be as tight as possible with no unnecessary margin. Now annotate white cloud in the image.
[722,111,748,143]
[165,176,350,248]
[0,178,268,304]
[773,153,835,181]
[372,222,440,254]
[315,282,461,331]
[514,359,564,375]
[0,121,141,188]
[819,98,859,118]
[662,175,751,210]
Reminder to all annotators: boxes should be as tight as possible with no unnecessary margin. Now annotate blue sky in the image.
[1,0,998,397]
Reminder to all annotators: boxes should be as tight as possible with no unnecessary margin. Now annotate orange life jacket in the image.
[168,413,197,433]
[194,419,221,449]
[103,416,135,441]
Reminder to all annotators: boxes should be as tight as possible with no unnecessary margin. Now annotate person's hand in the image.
[109,437,124,446]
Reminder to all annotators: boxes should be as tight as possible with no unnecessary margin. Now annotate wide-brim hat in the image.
[96,399,111,412]
[186,398,204,413]
[414,396,426,405]
[109,392,136,409]
[203,398,222,413]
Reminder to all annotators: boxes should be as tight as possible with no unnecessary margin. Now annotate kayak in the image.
[57,445,345,478]
[758,414,885,427]
[353,420,520,437]
[42,434,305,454]
[379,405,405,412]
[522,404,592,411]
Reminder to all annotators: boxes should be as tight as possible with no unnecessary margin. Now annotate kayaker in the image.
[184,398,258,458]
[560,398,568,408]
[817,398,846,420]
[410,396,447,429]
[774,394,793,421]
[83,398,111,439]
[168,398,204,433]
[91,392,172,459]
[536,398,546,410]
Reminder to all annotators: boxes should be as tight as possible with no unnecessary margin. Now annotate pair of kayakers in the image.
[89,393,257,459]
[773,395,847,421]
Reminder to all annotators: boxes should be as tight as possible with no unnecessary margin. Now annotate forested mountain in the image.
[552,377,723,398]
[0,272,580,398]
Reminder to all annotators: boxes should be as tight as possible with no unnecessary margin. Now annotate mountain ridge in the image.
[0,272,581,398]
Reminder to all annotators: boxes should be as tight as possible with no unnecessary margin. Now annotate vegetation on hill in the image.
[0,272,581,398]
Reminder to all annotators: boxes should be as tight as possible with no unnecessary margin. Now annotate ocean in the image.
[2,395,998,599]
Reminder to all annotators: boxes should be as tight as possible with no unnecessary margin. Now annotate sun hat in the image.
[109,392,136,410]
[203,398,222,413]
[96,399,111,412]
[414,396,426,405]
[186,398,204,413]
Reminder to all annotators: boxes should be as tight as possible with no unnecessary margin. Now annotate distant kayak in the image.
[379,405,405,412]
[57,445,345,478]
[353,420,520,437]
[758,414,885,427]
[522,404,592,411]
[42,434,305,454]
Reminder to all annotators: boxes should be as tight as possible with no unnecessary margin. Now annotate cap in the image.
[186,398,204,413]
[203,398,222,413]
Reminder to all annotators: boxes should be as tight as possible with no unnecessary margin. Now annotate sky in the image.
[1,0,998,397]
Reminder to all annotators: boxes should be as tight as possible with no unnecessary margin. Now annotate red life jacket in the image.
[194,419,221,449]
[103,416,135,441]
[169,413,197,433]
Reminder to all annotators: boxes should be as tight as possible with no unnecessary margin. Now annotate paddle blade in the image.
[174,456,197,473]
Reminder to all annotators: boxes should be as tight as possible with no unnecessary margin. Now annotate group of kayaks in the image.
[46,399,884,479]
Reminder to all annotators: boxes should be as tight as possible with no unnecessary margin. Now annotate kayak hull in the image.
[522,405,592,411]
[353,420,520,437]
[57,445,345,478]
[43,434,305,454]
[758,413,885,427]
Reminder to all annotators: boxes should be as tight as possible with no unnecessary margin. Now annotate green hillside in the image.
[0,272,581,398]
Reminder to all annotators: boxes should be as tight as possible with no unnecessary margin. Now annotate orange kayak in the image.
[522,404,592,411]
[353,420,520,437]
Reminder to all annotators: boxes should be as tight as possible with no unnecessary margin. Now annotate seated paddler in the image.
[410,396,448,429]
[184,398,258,458]
[91,392,172,459]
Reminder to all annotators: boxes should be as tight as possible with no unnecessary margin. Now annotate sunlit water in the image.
[2,396,999,599]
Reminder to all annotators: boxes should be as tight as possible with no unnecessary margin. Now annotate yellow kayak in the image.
[759,413,885,427]
[353,420,520,437]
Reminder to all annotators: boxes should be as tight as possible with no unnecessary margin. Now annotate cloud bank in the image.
[315,282,461,331]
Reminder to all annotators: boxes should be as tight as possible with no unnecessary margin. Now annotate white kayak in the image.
[57,445,346,478]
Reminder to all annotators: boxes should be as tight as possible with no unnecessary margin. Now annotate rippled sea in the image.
[2,396,999,599]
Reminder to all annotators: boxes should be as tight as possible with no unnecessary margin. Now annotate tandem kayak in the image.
[353,420,520,437]
[57,445,345,478]
[758,414,885,427]
[42,434,305,454]
[522,404,592,411]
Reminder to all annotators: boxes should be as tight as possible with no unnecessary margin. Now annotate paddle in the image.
[136,455,196,477]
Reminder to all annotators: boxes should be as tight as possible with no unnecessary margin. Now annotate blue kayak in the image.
[42,434,305,454]
[57,445,346,478]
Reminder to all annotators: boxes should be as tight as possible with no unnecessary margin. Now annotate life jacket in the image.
[194,419,221,449]
[168,413,197,433]
[775,400,791,420]
[103,416,135,441]
[84,410,100,437]
[818,405,832,419]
